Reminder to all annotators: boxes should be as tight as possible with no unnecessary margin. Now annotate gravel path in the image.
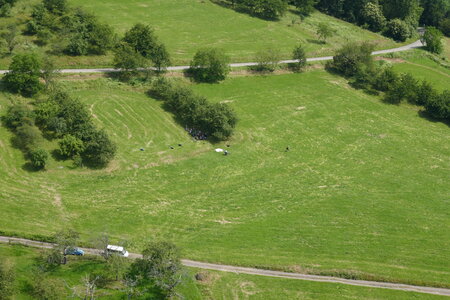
[0,40,424,75]
[1,236,449,297]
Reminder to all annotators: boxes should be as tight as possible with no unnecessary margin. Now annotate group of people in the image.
[185,126,208,140]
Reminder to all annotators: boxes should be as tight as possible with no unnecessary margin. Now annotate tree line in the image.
[218,0,450,42]
[326,42,449,121]
[150,78,238,141]
[1,53,116,170]
[0,230,184,299]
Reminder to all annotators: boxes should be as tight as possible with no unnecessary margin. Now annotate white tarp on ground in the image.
[215,148,224,152]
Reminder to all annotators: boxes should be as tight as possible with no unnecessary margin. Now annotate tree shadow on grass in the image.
[21,162,42,172]
[51,149,66,162]
[209,0,281,21]
[306,38,325,45]
[418,110,450,127]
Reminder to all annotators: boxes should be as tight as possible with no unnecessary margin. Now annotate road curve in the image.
[0,236,449,297]
[0,40,423,75]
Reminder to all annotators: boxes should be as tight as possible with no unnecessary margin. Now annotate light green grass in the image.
[68,0,400,65]
[0,71,449,288]
[196,269,448,299]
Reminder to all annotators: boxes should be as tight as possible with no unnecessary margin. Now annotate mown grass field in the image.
[1,69,449,288]
[1,244,445,299]
[66,0,400,65]
[0,0,411,68]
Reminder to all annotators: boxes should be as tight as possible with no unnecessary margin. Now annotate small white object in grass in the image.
[215,148,224,152]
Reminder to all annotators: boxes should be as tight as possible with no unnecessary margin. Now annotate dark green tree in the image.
[361,1,386,32]
[440,18,450,36]
[4,53,43,97]
[30,148,49,169]
[113,43,146,81]
[59,134,85,158]
[385,19,411,41]
[2,104,34,129]
[328,42,374,77]
[189,48,230,83]
[289,0,317,16]
[82,129,116,167]
[422,26,443,54]
[152,43,171,73]
[291,44,307,72]
[123,23,158,59]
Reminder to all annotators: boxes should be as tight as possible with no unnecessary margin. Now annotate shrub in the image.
[82,129,116,167]
[385,19,410,42]
[123,23,158,59]
[424,90,450,120]
[30,148,49,169]
[291,44,307,72]
[3,53,43,97]
[59,134,84,157]
[254,48,280,72]
[328,42,374,77]
[15,124,41,150]
[361,2,386,32]
[3,104,34,129]
[189,48,230,83]
[113,43,146,81]
[373,66,399,92]
[149,80,237,141]
[316,23,335,42]
[422,27,443,54]
[43,0,67,15]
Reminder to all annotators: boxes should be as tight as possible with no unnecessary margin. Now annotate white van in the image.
[106,245,129,257]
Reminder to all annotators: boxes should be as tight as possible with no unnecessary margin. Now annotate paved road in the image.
[0,40,423,75]
[1,236,449,297]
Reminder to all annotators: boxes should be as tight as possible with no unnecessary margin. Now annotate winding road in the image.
[1,236,449,297]
[0,40,424,75]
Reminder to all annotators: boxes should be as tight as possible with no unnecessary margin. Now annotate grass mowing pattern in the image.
[198,269,448,299]
[0,72,449,287]
[70,0,400,64]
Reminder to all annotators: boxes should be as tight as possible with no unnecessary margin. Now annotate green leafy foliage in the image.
[150,78,237,141]
[3,53,43,97]
[232,0,288,19]
[291,44,307,72]
[385,19,410,42]
[422,26,443,54]
[254,48,281,72]
[30,148,49,169]
[59,134,85,158]
[189,48,230,83]
[361,2,386,32]
[327,42,374,77]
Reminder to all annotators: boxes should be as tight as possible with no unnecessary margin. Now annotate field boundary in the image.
[1,236,449,297]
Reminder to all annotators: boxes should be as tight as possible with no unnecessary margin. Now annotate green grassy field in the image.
[0,0,411,68]
[197,269,448,299]
[1,244,445,299]
[64,0,401,65]
[1,70,449,288]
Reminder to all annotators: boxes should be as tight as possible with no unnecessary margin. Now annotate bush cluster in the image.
[328,43,449,121]
[2,90,116,169]
[150,78,237,141]
[26,0,115,56]
[188,48,230,83]
[113,23,170,81]
[35,90,117,167]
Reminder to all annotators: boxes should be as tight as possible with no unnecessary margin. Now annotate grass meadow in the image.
[1,244,446,299]
[0,69,449,288]
[0,0,402,68]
